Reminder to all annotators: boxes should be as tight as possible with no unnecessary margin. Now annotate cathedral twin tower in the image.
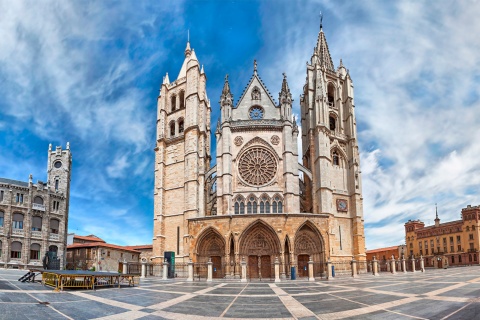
[153,24,366,279]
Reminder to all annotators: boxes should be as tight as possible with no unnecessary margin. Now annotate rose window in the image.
[238,147,277,186]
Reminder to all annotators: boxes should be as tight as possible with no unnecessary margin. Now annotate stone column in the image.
[241,257,247,283]
[122,260,128,274]
[280,252,286,280]
[372,257,379,276]
[420,255,425,272]
[187,259,194,282]
[351,258,357,278]
[308,257,315,281]
[386,261,390,272]
[234,253,241,279]
[390,256,396,274]
[326,259,333,280]
[401,256,407,273]
[162,261,168,280]
[207,258,213,282]
[411,257,416,272]
[141,262,146,278]
[274,257,281,282]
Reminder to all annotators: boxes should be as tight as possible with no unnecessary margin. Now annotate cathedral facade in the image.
[153,25,366,279]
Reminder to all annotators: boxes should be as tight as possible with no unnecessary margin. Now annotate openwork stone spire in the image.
[315,23,335,71]
[220,74,233,107]
[279,72,292,105]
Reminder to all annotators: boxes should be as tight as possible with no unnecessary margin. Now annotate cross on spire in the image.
[320,11,323,29]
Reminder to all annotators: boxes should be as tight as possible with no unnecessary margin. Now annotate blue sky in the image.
[1,0,480,249]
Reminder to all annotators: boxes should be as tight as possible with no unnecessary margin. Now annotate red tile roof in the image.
[124,245,153,251]
[73,235,105,243]
[67,242,139,254]
[366,245,400,254]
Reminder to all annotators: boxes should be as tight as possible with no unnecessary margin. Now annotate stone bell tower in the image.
[300,22,365,259]
[153,41,211,262]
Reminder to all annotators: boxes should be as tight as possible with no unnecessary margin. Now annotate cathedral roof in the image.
[315,26,335,72]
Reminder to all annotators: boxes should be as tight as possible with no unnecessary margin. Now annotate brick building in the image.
[0,144,71,269]
[405,205,480,268]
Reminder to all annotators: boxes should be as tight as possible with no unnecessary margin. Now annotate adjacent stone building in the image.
[0,144,72,269]
[153,23,366,279]
[405,205,480,268]
[66,234,140,272]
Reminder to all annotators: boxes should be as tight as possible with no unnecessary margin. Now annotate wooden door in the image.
[298,255,309,277]
[248,256,259,278]
[438,259,443,268]
[211,256,222,278]
[260,256,271,279]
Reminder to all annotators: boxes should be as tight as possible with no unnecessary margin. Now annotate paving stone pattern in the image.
[0,267,480,319]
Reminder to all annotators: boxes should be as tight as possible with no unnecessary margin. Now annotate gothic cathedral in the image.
[153,24,366,279]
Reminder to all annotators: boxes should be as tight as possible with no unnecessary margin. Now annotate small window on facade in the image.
[178,119,184,134]
[333,152,339,166]
[16,193,24,203]
[171,95,177,111]
[107,251,110,257]
[33,196,43,205]
[0,240,2,257]
[329,116,336,131]
[466,226,470,232]
[30,243,40,260]
[0,211,3,227]
[234,203,239,214]
[132,254,134,259]
[11,241,22,259]
[327,83,335,106]
[55,179,59,192]
[459,255,462,263]
[170,121,176,137]
[0,190,4,202]
[50,219,60,234]
[247,202,252,214]
[31,216,42,231]
[240,202,245,214]
[120,253,123,258]
[179,91,185,109]
[12,213,24,229]
[470,234,474,240]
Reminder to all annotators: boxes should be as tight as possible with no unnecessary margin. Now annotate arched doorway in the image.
[294,222,325,278]
[196,228,225,278]
[239,220,281,279]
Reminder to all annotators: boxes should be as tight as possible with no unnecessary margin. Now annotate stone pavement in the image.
[0,267,479,319]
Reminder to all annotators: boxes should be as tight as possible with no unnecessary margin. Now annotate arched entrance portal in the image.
[239,220,281,279]
[196,228,226,278]
[294,222,325,278]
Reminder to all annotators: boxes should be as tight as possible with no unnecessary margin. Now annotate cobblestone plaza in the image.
[0,267,479,319]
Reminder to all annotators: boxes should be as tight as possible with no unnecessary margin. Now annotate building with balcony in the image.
[0,144,72,269]
[366,245,406,261]
[405,205,480,268]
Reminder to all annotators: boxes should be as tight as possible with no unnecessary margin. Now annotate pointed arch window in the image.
[179,91,185,109]
[171,95,177,112]
[272,195,283,214]
[333,151,340,166]
[170,121,176,137]
[327,83,335,107]
[235,197,245,214]
[178,118,184,134]
[329,116,336,131]
[260,195,269,214]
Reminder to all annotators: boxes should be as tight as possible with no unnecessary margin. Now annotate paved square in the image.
[1,267,480,319]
